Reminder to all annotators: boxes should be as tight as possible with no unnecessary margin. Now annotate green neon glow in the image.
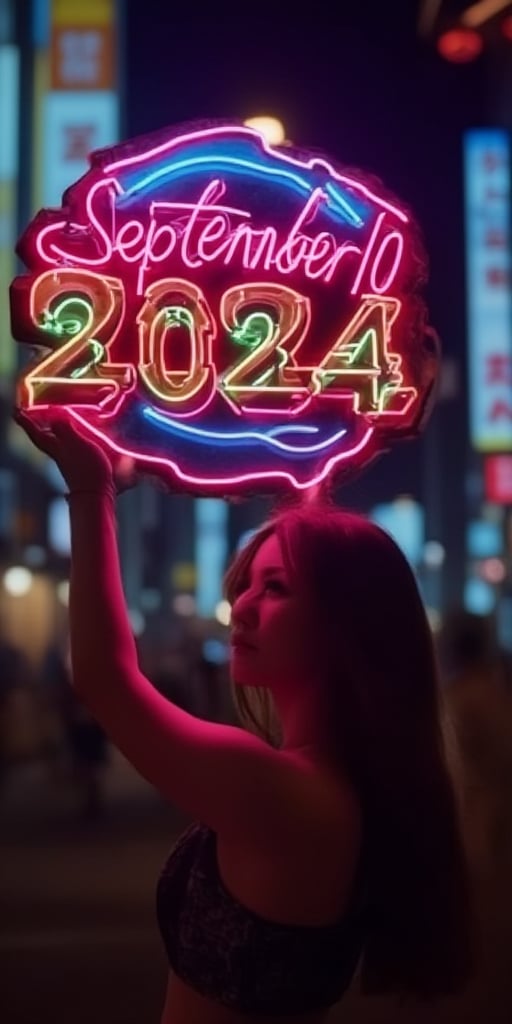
[165,306,194,329]
[38,295,107,380]
[253,345,289,388]
[39,296,92,337]
[230,311,276,349]
[71,339,105,378]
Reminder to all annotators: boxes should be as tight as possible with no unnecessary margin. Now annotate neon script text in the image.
[36,179,405,296]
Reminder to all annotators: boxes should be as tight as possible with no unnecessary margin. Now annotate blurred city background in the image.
[2,1,512,1021]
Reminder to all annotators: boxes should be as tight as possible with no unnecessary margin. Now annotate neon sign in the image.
[10,121,439,496]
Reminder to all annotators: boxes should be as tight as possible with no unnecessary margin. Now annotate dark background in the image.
[124,0,491,596]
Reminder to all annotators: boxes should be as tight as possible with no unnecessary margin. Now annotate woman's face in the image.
[229,532,316,691]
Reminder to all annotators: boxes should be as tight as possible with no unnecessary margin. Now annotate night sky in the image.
[123,1,489,508]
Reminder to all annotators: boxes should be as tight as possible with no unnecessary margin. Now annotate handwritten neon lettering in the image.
[369,231,404,293]
[116,220,146,262]
[196,215,231,261]
[35,177,405,296]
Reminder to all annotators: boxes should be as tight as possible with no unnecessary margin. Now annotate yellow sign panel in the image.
[52,0,114,26]
[0,180,16,378]
[51,0,116,90]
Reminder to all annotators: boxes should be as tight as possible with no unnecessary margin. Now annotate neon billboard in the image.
[10,121,439,495]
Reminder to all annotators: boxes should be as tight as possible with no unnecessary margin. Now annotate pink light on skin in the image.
[103,125,409,224]
[137,278,217,411]
[62,405,375,491]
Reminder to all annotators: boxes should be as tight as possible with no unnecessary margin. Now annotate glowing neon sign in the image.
[10,121,439,495]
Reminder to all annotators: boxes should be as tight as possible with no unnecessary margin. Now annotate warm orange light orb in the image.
[243,116,286,146]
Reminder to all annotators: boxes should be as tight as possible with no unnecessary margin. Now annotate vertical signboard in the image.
[464,130,512,452]
[42,0,118,207]
[0,34,19,378]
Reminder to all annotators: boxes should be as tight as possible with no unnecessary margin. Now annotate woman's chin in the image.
[230,671,259,687]
[229,661,267,688]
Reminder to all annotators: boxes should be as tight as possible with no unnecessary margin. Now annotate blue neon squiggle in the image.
[142,406,347,454]
[127,157,311,199]
[122,157,363,229]
[325,183,364,227]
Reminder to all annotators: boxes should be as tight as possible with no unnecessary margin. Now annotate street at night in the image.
[3,2,512,1022]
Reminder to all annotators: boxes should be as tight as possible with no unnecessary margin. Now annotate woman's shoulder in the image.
[216,752,364,927]
[276,748,363,856]
[285,746,361,810]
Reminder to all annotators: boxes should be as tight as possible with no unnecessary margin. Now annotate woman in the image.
[14,406,474,1024]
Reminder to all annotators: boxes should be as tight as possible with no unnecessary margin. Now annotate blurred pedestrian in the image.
[439,609,512,876]
[0,625,33,790]
[40,637,109,819]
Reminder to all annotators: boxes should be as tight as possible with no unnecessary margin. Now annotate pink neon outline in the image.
[65,405,375,491]
[368,386,417,417]
[115,220,149,263]
[32,165,405,295]
[369,231,404,294]
[306,294,417,417]
[36,178,123,266]
[16,125,428,492]
[238,394,315,417]
[21,271,416,427]
[96,381,136,417]
[103,125,409,223]
[350,213,385,296]
[219,281,312,415]
[137,277,217,415]
[22,268,132,408]
[153,179,251,273]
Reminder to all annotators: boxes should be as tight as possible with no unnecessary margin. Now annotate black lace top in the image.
[156,821,368,1016]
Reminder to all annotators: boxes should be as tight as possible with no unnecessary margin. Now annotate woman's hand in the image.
[12,406,138,494]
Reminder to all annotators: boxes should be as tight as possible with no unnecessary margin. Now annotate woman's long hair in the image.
[224,501,475,1001]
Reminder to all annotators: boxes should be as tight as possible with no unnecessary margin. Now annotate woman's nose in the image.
[231,589,259,628]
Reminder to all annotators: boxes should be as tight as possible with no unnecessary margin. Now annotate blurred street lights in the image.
[418,0,512,61]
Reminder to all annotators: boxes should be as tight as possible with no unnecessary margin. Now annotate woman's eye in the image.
[264,579,287,593]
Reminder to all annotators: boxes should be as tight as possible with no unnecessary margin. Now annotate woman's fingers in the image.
[15,406,87,451]
[12,407,61,459]
[13,406,128,491]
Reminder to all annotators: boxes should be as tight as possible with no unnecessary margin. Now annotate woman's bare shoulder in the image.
[279,747,363,848]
